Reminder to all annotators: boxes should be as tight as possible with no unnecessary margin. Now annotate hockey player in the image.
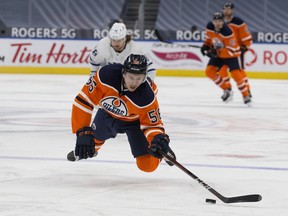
[69,54,175,172]
[219,2,253,96]
[89,22,156,80]
[201,12,251,105]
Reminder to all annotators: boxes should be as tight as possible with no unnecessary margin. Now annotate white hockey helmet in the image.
[109,23,127,40]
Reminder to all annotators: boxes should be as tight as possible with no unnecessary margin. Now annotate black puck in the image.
[67,151,77,161]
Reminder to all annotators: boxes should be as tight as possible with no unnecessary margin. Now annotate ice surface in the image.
[0,74,288,216]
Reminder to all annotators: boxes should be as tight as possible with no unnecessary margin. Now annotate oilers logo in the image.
[212,38,224,49]
[100,97,128,116]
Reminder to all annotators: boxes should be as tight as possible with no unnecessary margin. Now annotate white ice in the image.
[0,74,288,216]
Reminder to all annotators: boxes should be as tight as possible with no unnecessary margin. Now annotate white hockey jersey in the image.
[89,37,156,80]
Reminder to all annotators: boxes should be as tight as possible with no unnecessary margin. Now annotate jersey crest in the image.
[212,38,224,49]
[100,96,128,116]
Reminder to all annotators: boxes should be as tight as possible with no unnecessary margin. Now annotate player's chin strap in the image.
[120,78,126,96]
[158,150,262,204]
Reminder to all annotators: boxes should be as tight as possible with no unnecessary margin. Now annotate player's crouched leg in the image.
[136,155,160,172]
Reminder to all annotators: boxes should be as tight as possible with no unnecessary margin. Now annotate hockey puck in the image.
[205,198,216,204]
[67,151,77,161]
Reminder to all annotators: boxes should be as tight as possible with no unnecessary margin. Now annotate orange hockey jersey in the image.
[204,22,241,58]
[226,17,252,48]
[71,64,164,144]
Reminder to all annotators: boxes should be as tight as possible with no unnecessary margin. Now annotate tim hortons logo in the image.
[100,97,128,116]
[10,42,91,64]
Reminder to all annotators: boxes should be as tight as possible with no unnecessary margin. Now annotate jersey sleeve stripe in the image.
[90,62,101,66]
[73,101,93,114]
[241,35,252,41]
[144,129,164,138]
[79,91,96,107]
[75,95,94,109]
[90,57,101,66]
[140,124,164,130]
[147,68,156,72]
[226,45,240,52]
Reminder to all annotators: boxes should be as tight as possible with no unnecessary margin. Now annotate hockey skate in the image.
[243,96,252,107]
[221,89,234,103]
[163,148,176,166]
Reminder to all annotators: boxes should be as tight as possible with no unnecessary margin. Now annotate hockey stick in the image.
[154,29,201,48]
[159,150,262,204]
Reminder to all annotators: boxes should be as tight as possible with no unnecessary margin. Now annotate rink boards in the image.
[0,38,287,79]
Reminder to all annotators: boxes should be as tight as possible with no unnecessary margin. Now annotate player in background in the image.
[219,2,253,96]
[201,12,251,105]
[69,54,175,172]
[89,22,156,80]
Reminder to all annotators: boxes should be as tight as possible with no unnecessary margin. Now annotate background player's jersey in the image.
[226,16,252,48]
[204,22,240,58]
[72,64,163,144]
[89,37,156,80]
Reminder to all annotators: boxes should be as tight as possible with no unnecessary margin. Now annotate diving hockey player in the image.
[69,54,175,172]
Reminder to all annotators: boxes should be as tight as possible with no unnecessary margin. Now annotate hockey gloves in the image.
[75,127,96,160]
[201,44,210,56]
[240,45,249,53]
[201,44,219,58]
[148,133,170,159]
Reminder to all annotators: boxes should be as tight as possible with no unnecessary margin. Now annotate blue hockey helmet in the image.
[222,2,234,9]
[213,12,224,21]
[123,54,148,75]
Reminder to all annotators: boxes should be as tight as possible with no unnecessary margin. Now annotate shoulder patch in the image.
[231,17,244,25]
[124,82,155,107]
[206,22,215,31]
[220,24,233,37]
[91,48,98,57]
[98,64,123,92]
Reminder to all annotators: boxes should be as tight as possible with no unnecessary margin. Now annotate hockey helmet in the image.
[109,23,127,40]
[212,12,224,20]
[123,54,148,75]
[222,2,234,9]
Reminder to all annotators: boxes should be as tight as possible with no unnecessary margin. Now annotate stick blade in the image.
[226,194,262,203]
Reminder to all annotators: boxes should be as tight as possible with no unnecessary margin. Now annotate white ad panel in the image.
[0,38,287,73]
